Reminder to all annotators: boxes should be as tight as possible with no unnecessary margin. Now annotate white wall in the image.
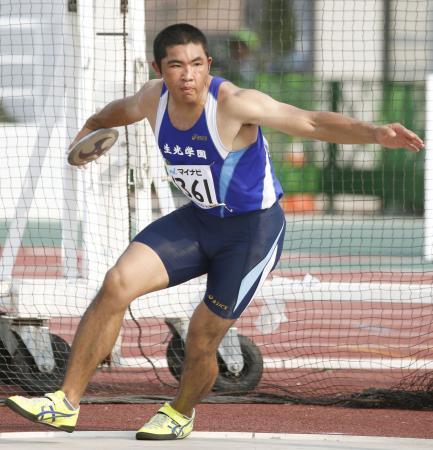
[391,0,429,81]
[314,0,429,82]
[0,1,62,123]
[0,125,66,220]
[0,1,70,220]
[314,0,384,81]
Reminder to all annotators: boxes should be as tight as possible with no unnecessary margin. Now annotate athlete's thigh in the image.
[112,241,170,300]
[132,203,209,287]
[204,202,286,319]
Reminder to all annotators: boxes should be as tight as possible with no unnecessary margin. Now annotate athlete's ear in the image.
[207,57,213,73]
[151,61,162,78]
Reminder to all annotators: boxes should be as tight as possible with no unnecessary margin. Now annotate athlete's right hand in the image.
[66,126,97,170]
[68,126,95,152]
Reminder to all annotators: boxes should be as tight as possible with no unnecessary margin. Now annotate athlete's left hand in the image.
[374,123,424,152]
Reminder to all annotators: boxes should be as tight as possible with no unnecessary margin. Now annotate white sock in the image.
[63,395,79,411]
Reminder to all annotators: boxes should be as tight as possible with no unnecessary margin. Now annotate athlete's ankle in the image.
[169,402,193,419]
[60,389,80,409]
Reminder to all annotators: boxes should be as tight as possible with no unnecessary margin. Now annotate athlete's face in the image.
[153,43,212,104]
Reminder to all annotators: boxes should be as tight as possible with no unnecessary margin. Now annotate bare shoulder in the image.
[217,80,245,106]
[137,78,163,103]
[133,78,163,120]
[217,81,251,117]
[218,80,269,124]
[219,81,267,107]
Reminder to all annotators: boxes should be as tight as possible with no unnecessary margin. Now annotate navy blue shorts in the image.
[133,202,285,319]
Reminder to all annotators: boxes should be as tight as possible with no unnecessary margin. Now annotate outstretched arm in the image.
[227,88,424,152]
[69,80,159,149]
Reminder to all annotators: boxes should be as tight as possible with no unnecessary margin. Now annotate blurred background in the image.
[143,0,427,217]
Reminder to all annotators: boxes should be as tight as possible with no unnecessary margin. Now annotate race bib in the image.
[166,164,220,209]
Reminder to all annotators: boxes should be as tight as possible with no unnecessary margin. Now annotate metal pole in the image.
[326,80,341,213]
[382,0,391,125]
[424,2,433,260]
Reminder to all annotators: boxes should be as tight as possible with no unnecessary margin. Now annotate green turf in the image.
[0,220,82,248]
[1,216,431,271]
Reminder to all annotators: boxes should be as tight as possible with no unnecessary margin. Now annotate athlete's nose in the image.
[182,65,194,81]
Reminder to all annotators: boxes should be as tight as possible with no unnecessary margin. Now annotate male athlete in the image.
[6,23,424,440]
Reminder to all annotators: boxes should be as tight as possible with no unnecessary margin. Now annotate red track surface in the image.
[2,297,432,408]
[2,403,433,439]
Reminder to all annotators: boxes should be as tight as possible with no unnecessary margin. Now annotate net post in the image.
[424,4,433,260]
[424,73,433,260]
[61,4,82,279]
[128,0,153,231]
[128,0,176,231]
[77,0,117,282]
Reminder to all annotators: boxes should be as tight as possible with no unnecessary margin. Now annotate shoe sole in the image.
[5,399,75,433]
[136,431,191,440]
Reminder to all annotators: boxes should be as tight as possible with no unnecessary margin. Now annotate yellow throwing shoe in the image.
[6,390,79,433]
[136,402,195,440]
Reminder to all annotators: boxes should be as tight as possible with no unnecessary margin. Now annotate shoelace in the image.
[22,396,55,407]
[145,413,175,430]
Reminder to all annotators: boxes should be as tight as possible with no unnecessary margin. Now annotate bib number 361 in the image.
[167,165,220,209]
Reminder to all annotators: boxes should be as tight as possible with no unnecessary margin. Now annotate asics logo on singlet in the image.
[192,134,207,141]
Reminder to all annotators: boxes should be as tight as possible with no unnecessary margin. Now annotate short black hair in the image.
[153,23,209,70]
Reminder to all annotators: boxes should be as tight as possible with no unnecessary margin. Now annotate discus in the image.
[68,128,119,166]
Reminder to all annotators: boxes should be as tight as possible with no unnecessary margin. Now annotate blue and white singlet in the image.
[154,76,283,217]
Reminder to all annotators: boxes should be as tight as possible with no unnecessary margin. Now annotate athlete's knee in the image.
[100,266,133,306]
[184,330,221,361]
[184,344,217,368]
